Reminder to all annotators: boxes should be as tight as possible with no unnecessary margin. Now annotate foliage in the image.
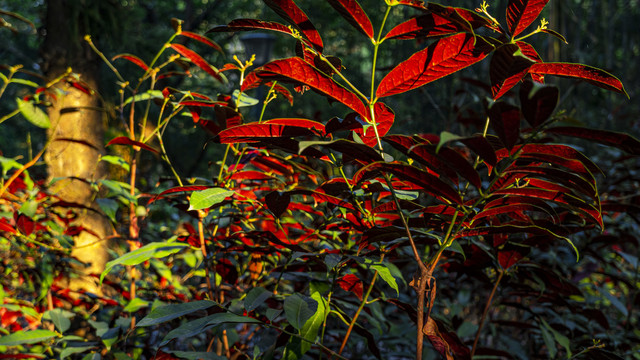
[1,1,639,360]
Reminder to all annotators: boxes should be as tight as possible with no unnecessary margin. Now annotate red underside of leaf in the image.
[107,136,159,154]
[506,0,550,37]
[528,62,628,96]
[327,0,374,39]
[264,0,323,52]
[170,43,223,83]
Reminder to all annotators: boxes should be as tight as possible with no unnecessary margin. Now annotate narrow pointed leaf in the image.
[208,19,294,36]
[506,0,550,37]
[528,63,628,96]
[107,136,159,154]
[384,12,470,40]
[354,162,462,205]
[170,43,224,83]
[409,144,482,189]
[100,241,189,284]
[376,34,496,98]
[544,127,640,155]
[137,300,217,327]
[257,57,367,118]
[264,0,323,52]
[149,185,211,204]
[327,0,373,39]
[112,53,149,71]
[160,312,260,346]
[299,139,382,163]
[215,123,317,144]
[0,330,58,346]
[179,31,222,52]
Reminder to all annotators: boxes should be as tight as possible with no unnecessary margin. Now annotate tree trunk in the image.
[42,0,111,296]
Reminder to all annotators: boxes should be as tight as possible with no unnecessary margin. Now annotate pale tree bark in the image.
[41,0,111,295]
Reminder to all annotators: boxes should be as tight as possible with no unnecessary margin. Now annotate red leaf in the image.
[179,31,222,52]
[265,191,291,218]
[264,0,323,52]
[354,162,462,205]
[215,123,317,144]
[389,0,427,10]
[208,19,294,37]
[488,102,521,150]
[409,144,482,189]
[384,11,472,40]
[545,126,640,155]
[356,102,394,147]
[0,218,16,234]
[228,171,277,182]
[257,57,367,118]
[327,0,373,39]
[178,100,226,107]
[506,144,601,175]
[422,317,455,360]
[107,136,159,154]
[506,0,550,37]
[16,214,34,236]
[112,53,149,71]
[528,63,628,96]
[498,250,524,269]
[376,34,496,98]
[149,185,211,204]
[490,44,536,99]
[169,43,224,83]
[263,118,326,135]
[428,3,503,33]
[519,80,558,127]
[289,189,356,210]
[336,274,364,300]
[516,41,544,82]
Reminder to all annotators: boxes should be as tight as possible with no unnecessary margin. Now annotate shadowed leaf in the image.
[327,0,373,39]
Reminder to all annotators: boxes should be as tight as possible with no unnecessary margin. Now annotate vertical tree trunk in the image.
[42,0,111,295]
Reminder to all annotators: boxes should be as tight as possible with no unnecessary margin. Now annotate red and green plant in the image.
[1,1,639,359]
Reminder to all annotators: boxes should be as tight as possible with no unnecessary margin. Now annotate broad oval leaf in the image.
[244,287,273,312]
[170,43,224,83]
[376,34,496,98]
[100,241,189,284]
[215,123,318,144]
[506,0,550,37]
[528,62,628,97]
[16,98,50,128]
[490,44,536,99]
[0,329,58,346]
[188,187,235,211]
[257,57,368,118]
[264,0,323,52]
[284,294,315,330]
[384,12,470,41]
[488,101,521,150]
[519,80,558,127]
[327,0,373,39]
[137,300,217,327]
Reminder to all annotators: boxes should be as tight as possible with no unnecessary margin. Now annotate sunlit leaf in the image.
[327,0,373,39]
[208,19,294,37]
[112,53,149,71]
[0,329,58,346]
[107,136,159,154]
[16,97,50,128]
[528,63,628,97]
[490,44,536,99]
[100,241,189,284]
[188,187,235,211]
[264,0,323,52]
[506,0,550,37]
[170,43,224,83]
[179,31,222,52]
[376,34,496,98]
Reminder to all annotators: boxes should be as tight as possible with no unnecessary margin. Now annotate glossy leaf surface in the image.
[170,43,224,83]
[506,0,550,37]
[529,63,628,96]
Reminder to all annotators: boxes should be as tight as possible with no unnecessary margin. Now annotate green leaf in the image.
[244,287,272,312]
[98,179,137,205]
[162,350,225,360]
[540,318,571,357]
[99,155,130,172]
[18,199,38,218]
[284,294,315,330]
[16,97,50,128]
[44,308,74,333]
[60,346,95,359]
[81,353,102,360]
[160,312,260,346]
[122,90,163,107]
[361,258,399,295]
[100,241,189,284]
[298,292,327,355]
[188,187,234,211]
[0,329,58,346]
[137,300,217,327]
[232,89,259,107]
[96,198,119,223]
[123,297,149,313]
[437,131,463,153]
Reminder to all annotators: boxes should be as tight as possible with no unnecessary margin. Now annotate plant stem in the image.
[198,212,215,300]
[471,269,504,358]
[338,269,379,355]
